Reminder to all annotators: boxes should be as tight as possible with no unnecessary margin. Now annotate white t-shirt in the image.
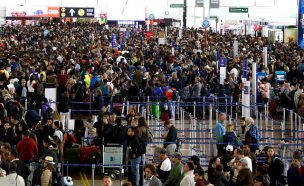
[160,157,171,171]
[54,129,63,142]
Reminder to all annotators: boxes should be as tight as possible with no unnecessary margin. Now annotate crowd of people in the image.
[0,21,303,186]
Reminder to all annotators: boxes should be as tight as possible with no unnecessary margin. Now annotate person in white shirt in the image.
[0,162,25,186]
[294,84,303,109]
[52,121,63,161]
[156,149,171,183]
[180,161,195,186]
[234,149,253,172]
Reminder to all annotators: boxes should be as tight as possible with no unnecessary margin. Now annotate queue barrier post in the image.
[91,163,95,186]
[290,110,294,137]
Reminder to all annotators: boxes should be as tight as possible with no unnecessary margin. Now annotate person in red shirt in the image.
[16,130,38,164]
[287,150,304,186]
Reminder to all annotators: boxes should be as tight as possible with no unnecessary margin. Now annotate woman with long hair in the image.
[41,156,55,186]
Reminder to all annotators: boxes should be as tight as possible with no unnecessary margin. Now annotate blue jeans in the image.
[129,156,141,186]
[168,100,175,119]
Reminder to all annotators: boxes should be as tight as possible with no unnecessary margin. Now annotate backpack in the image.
[140,128,153,143]
[273,157,288,184]
[102,84,110,96]
[172,90,178,101]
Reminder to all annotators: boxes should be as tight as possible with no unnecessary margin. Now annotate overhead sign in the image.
[148,14,155,20]
[202,20,210,28]
[210,0,220,8]
[60,7,94,18]
[229,7,248,13]
[170,4,184,8]
[195,0,204,7]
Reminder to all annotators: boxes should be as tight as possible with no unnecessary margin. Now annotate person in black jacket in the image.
[8,149,30,180]
[163,120,177,156]
[57,89,71,131]
[287,150,304,186]
[127,127,143,186]
[0,119,14,148]
[263,146,286,186]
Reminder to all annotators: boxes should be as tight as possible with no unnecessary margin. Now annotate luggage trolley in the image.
[102,144,124,183]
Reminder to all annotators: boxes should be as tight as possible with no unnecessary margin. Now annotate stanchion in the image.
[280,122,284,139]
[209,104,214,157]
[126,101,130,115]
[147,97,150,124]
[91,163,95,186]
[271,119,274,140]
[177,96,180,120]
[259,112,263,138]
[194,102,196,120]
[215,110,219,125]
[230,96,233,116]
[235,103,238,129]
[297,115,301,148]
[225,96,228,114]
[265,106,268,134]
[203,97,206,123]
[295,113,298,139]
[122,100,125,117]
[290,110,294,137]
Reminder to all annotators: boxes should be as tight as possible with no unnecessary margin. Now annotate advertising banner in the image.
[6,6,59,17]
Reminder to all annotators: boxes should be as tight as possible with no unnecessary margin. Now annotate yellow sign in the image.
[78,9,85,16]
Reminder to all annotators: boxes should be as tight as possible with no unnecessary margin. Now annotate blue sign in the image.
[120,36,125,51]
[125,31,130,38]
[244,85,249,94]
[44,30,49,37]
[298,0,304,48]
[202,20,210,28]
[243,59,248,79]
[148,13,155,20]
[275,71,286,82]
[111,34,117,49]
[219,57,227,67]
[171,39,175,48]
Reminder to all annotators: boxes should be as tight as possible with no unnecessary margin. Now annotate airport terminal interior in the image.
[0,0,303,186]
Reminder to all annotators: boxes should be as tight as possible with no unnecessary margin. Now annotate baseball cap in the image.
[173,152,182,160]
[239,157,250,166]
[226,145,234,152]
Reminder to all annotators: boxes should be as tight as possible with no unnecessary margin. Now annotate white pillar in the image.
[233,40,238,57]
[242,80,251,117]
[263,47,267,67]
[252,62,257,112]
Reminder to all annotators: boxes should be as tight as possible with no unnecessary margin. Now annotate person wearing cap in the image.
[287,150,304,186]
[156,149,171,183]
[164,152,183,186]
[220,145,234,176]
[234,149,252,172]
[180,161,195,186]
[236,157,253,186]
[41,156,55,186]
[242,144,257,174]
